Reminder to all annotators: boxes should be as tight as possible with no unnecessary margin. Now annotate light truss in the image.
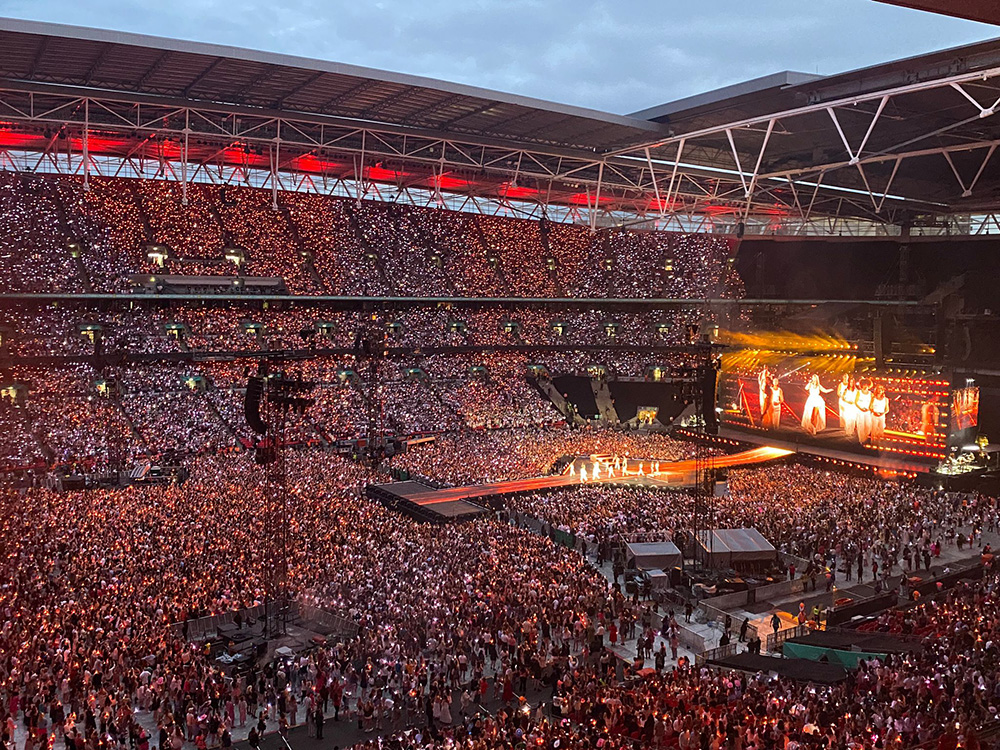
[615,62,1000,229]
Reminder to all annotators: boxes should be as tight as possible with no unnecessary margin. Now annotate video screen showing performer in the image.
[718,352,951,458]
[949,386,980,446]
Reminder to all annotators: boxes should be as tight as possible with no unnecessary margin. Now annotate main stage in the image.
[366,445,793,523]
[715,426,934,474]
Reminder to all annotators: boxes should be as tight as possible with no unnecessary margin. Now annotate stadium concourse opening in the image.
[1,11,1000,750]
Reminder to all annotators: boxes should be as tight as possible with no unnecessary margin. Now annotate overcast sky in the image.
[0,0,996,113]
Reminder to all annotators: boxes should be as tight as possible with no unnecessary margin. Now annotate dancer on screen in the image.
[757,366,771,420]
[855,379,875,444]
[871,384,888,445]
[801,374,833,435]
[920,395,940,439]
[837,374,858,436]
[768,377,784,430]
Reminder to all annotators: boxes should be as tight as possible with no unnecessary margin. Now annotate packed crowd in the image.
[0,301,713,358]
[504,462,999,584]
[389,427,701,485]
[0,441,997,750]
[408,568,1000,750]
[0,172,741,300]
[5,166,998,750]
[0,451,640,750]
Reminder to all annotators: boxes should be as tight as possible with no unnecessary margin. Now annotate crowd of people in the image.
[0,172,741,300]
[0,450,642,750]
[2,168,999,750]
[0,441,997,750]
[389,427,700,485]
[501,462,999,588]
[0,301,716,359]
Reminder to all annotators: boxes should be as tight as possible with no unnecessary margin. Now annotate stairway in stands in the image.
[25,411,56,463]
[591,378,620,424]
[46,181,95,293]
[531,377,585,426]
[472,220,512,295]
[112,395,145,444]
[277,203,328,294]
[342,202,395,295]
[201,388,238,441]
[538,219,567,297]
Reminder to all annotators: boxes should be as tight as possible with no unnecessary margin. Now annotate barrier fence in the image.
[695,642,738,667]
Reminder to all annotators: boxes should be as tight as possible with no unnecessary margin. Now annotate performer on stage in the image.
[843,377,859,437]
[801,374,833,435]
[871,384,888,445]
[855,379,875,444]
[768,377,784,430]
[760,377,774,429]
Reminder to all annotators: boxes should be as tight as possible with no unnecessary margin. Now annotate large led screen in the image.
[950,386,980,446]
[717,352,951,461]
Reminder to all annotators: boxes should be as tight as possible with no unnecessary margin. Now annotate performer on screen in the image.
[768,377,784,430]
[920,395,940,439]
[757,366,771,421]
[801,374,833,435]
[871,384,888,445]
[760,378,774,429]
[855,379,875,444]
[837,374,858,436]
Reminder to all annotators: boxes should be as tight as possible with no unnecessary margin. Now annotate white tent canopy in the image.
[698,528,776,568]
[625,541,682,571]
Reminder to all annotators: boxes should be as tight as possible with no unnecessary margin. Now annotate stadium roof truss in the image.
[3,18,1000,236]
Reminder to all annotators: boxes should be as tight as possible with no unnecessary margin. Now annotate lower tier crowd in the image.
[0,427,998,750]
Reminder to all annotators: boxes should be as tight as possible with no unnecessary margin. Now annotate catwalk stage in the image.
[366,445,793,523]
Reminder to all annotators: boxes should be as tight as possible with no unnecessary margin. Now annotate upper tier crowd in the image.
[0,302,712,358]
[0,430,997,750]
[0,172,742,299]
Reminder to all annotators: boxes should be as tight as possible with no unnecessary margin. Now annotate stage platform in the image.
[366,480,490,523]
[716,426,933,474]
[366,446,791,522]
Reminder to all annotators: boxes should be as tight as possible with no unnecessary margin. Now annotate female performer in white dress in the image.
[801,374,833,435]
[855,379,875,444]
[768,377,784,430]
[870,384,888,445]
[837,374,856,436]
[757,366,770,422]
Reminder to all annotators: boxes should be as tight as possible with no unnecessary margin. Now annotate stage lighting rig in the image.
[265,372,316,415]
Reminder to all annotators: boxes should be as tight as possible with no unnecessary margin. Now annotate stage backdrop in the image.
[715,350,968,462]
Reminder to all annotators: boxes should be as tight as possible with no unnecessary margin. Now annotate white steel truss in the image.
[1,60,1000,234]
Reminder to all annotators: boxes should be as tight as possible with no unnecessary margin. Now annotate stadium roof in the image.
[0,17,664,153]
[874,0,1000,25]
[3,17,1000,234]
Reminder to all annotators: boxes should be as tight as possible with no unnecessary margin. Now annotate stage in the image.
[716,426,934,474]
[366,446,793,522]
[566,446,793,488]
[365,480,492,523]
